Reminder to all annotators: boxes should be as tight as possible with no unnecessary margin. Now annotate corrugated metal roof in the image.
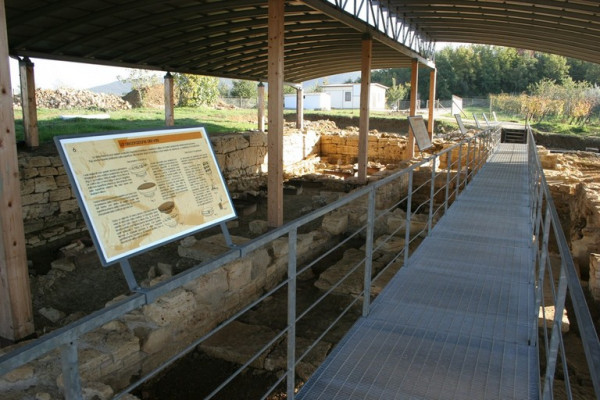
[4,0,430,83]
[388,0,600,63]
[5,1,599,84]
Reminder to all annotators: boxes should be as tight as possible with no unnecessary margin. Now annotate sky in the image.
[8,43,458,93]
[8,57,143,92]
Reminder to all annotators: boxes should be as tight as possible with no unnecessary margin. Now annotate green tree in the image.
[535,53,569,84]
[567,58,600,85]
[218,82,231,97]
[174,74,220,107]
[386,78,409,108]
[117,69,161,91]
[284,85,297,94]
[230,80,258,98]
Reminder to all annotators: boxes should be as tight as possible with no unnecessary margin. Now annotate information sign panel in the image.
[455,114,467,135]
[407,115,433,152]
[55,127,236,265]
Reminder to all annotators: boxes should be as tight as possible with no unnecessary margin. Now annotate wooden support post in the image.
[19,57,38,148]
[164,72,174,126]
[267,0,284,227]
[296,86,303,130]
[406,59,419,159]
[427,68,436,140]
[257,82,265,132]
[0,0,34,341]
[358,35,372,184]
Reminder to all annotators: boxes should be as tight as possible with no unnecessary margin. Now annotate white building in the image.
[284,92,331,110]
[321,83,388,110]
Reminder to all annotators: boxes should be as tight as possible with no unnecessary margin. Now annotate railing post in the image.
[475,136,481,172]
[444,152,451,212]
[404,170,413,265]
[542,260,569,400]
[60,341,82,400]
[287,229,297,399]
[533,206,552,348]
[428,155,436,234]
[363,189,376,316]
[456,144,462,196]
[465,139,471,183]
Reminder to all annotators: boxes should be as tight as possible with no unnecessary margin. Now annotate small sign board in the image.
[407,115,433,152]
[55,127,236,266]
[454,114,467,135]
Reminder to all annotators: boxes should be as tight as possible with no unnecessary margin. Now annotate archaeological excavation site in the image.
[0,116,598,399]
[2,1,600,400]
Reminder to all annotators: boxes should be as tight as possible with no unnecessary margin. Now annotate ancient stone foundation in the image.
[6,126,532,398]
[538,147,600,301]
[19,130,321,248]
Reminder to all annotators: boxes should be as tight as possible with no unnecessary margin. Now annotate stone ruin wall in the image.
[4,129,424,399]
[538,148,600,302]
[320,133,407,165]
[19,130,321,249]
[19,129,423,249]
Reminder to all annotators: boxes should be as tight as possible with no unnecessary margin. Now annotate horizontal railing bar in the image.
[296,257,365,323]
[528,126,600,398]
[0,293,145,375]
[0,127,498,398]
[298,226,363,276]
[205,329,287,399]
[296,294,362,366]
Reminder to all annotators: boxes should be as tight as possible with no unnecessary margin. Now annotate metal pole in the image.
[428,155,436,234]
[287,229,297,399]
[542,261,569,399]
[456,144,462,196]
[533,206,552,348]
[474,137,481,172]
[60,342,82,400]
[119,259,141,292]
[444,152,451,212]
[465,139,471,183]
[363,189,376,316]
[404,170,413,265]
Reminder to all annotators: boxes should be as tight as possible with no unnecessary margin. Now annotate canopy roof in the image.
[5,1,600,84]
[391,0,600,63]
[5,0,432,83]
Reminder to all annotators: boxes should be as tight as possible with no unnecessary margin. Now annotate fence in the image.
[0,126,498,399]
[6,123,598,399]
[220,97,258,109]
[528,126,600,399]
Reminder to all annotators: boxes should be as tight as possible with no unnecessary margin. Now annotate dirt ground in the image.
[25,179,367,399]
[17,134,600,399]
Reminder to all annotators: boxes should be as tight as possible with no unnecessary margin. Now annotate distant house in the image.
[284,92,331,110]
[321,83,388,110]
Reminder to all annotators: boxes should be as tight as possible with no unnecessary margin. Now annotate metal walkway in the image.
[298,143,539,399]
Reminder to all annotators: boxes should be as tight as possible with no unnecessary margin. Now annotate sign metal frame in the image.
[55,126,237,273]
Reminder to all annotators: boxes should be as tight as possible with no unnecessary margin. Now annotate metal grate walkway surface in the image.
[298,143,539,400]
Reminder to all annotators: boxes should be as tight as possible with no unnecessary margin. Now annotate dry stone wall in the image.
[19,153,87,248]
[18,131,321,247]
[0,230,335,400]
[320,131,407,165]
[538,147,600,301]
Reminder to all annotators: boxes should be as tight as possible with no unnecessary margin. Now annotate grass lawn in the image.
[14,105,600,144]
[14,107,259,143]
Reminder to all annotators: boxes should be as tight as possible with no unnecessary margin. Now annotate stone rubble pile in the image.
[14,88,132,111]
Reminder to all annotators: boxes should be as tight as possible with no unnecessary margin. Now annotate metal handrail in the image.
[0,127,499,399]
[527,126,600,400]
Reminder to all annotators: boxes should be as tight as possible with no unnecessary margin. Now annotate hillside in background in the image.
[88,72,361,95]
[89,80,131,95]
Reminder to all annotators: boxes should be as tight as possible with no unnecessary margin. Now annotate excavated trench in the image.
[5,125,600,400]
